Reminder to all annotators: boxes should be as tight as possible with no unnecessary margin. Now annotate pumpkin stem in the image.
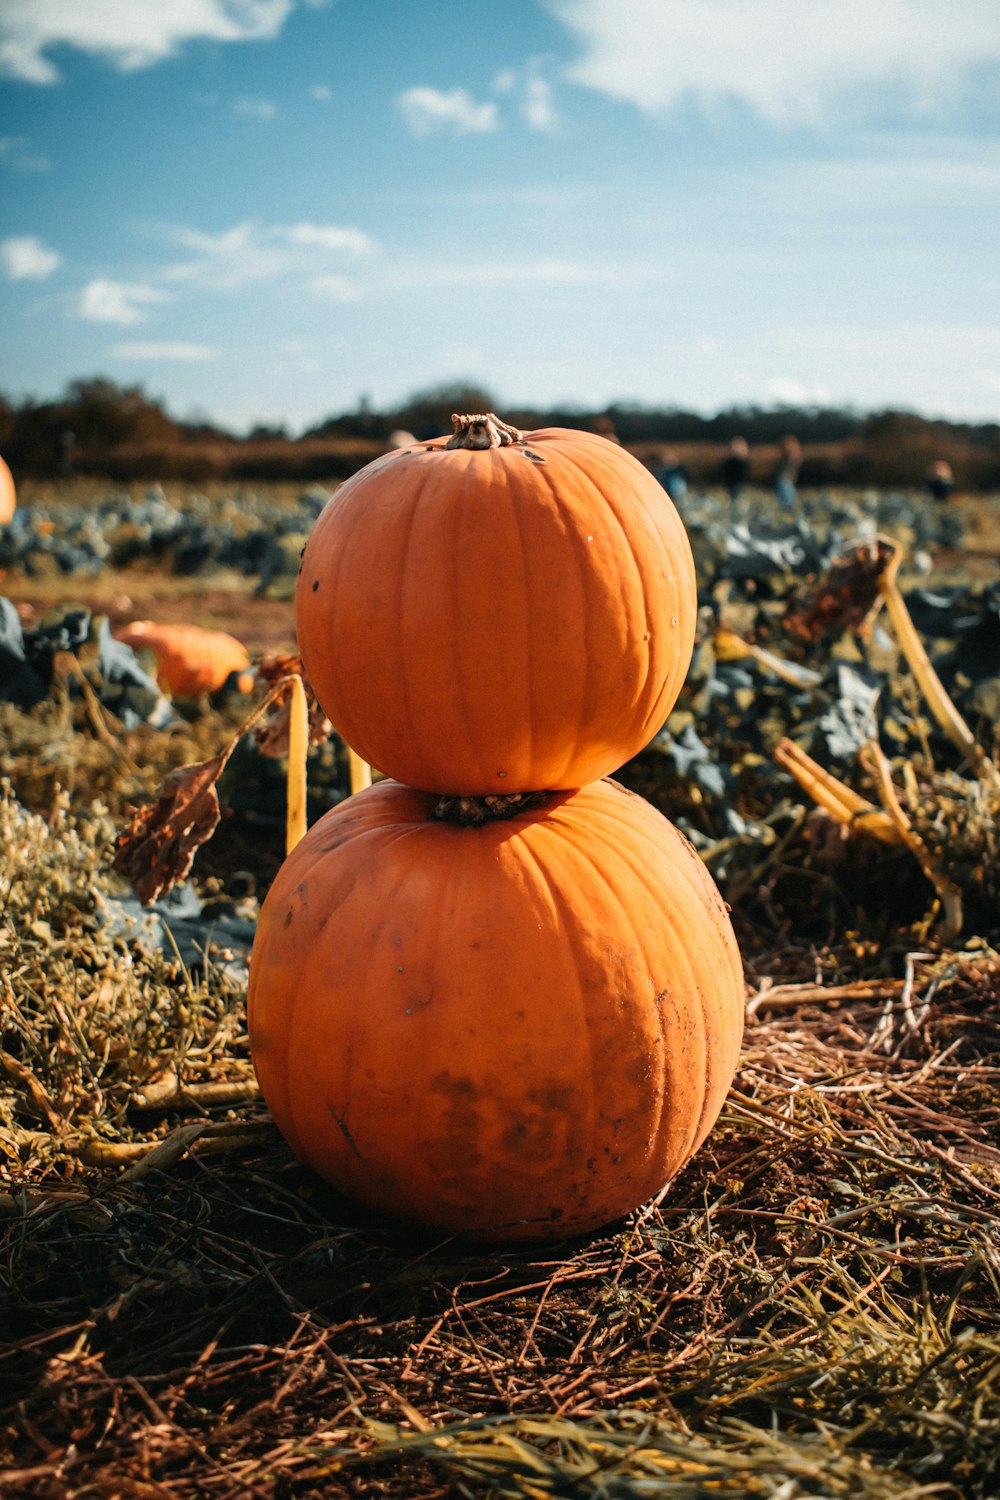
[434,790,552,825]
[445,413,523,450]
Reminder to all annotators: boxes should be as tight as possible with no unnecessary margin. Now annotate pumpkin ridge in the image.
[284,812,430,1188]
[298,475,376,758]
[568,441,696,745]
[442,457,488,786]
[500,447,541,788]
[395,460,457,787]
[546,449,662,781]
[544,798,675,1173]
[563,792,730,1170]
[525,453,595,788]
[458,449,525,787]
[510,828,600,1203]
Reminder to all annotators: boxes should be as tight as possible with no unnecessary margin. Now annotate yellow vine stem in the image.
[348,746,373,796]
[773,738,904,846]
[714,629,820,688]
[878,543,998,785]
[860,740,964,943]
[285,673,309,853]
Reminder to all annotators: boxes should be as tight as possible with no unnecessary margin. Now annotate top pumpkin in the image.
[296,414,698,795]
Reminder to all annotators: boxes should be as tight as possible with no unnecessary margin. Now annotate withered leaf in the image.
[782,538,894,645]
[113,752,228,906]
[252,654,332,758]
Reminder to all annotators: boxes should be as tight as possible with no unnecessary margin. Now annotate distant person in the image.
[594,414,621,445]
[772,435,802,509]
[927,459,955,502]
[655,448,688,503]
[720,436,749,500]
[388,429,417,450]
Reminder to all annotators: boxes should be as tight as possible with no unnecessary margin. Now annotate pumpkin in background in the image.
[0,455,16,526]
[116,620,252,698]
[295,414,697,795]
[248,775,744,1243]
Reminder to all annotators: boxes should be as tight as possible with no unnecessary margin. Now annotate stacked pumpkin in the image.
[247,414,744,1243]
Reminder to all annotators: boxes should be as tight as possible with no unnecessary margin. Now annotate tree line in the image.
[2,377,998,490]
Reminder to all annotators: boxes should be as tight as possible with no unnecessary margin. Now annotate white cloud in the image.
[232,96,277,120]
[548,0,1000,125]
[79,278,168,324]
[111,341,217,361]
[766,377,832,407]
[1,234,61,279]
[0,135,50,171]
[0,0,293,85]
[311,83,332,101]
[496,64,560,131]
[522,74,559,131]
[285,223,372,253]
[397,86,499,136]
[162,219,377,290]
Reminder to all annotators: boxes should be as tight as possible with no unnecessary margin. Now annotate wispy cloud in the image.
[495,63,560,131]
[397,86,499,136]
[111,341,217,361]
[548,0,1000,125]
[389,256,626,290]
[766,376,832,407]
[232,96,277,121]
[78,278,168,324]
[161,219,377,291]
[1,234,61,279]
[0,0,293,85]
[0,135,51,172]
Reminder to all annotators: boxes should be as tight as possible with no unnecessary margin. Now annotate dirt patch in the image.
[3,568,298,657]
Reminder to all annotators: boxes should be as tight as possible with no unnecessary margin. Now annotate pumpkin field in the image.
[1,445,999,1498]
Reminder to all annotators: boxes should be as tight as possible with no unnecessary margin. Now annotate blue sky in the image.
[1,0,999,433]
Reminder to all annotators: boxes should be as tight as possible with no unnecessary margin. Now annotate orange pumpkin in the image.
[0,455,16,526]
[116,621,252,698]
[247,775,744,1242]
[295,414,697,795]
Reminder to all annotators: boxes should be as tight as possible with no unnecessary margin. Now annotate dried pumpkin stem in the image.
[445,412,524,450]
[774,737,903,845]
[714,629,821,688]
[877,545,997,784]
[285,674,309,853]
[860,740,964,942]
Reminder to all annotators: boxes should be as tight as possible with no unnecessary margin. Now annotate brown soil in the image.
[2,567,298,657]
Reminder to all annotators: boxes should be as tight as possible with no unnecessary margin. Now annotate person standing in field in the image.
[720,436,750,499]
[773,435,802,508]
[927,459,956,502]
[655,448,688,503]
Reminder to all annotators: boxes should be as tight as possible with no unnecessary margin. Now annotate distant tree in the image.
[392,380,500,441]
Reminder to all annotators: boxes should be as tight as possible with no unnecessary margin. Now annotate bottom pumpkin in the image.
[247,776,745,1243]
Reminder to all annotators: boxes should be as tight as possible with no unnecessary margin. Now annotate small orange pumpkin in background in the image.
[116,620,253,698]
[0,455,16,526]
[296,414,697,795]
[248,775,744,1243]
